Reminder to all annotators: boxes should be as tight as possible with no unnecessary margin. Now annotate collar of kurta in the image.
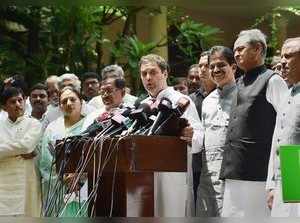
[148,87,171,101]
[7,114,26,125]
[190,88,205,99]
[291,82,300,96]
[242,65,267,83]
[217,81,236,98]
[29,112,47,122]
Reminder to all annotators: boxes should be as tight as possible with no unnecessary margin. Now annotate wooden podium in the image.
[56,135,187,217]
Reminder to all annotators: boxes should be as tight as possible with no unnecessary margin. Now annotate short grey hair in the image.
[58,73,81,92]
[282,37,300,53]
[101,64,124,80]
[45,75,59,85]
[235,29,267,58]
[283,37,300,44]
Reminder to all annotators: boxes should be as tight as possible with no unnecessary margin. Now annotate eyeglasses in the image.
[99,87,120,96]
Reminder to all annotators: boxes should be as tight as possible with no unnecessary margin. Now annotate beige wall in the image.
[136,6,168,59]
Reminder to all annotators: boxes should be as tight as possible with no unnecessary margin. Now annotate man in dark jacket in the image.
[220,29,287,217]
[190,51,216,214]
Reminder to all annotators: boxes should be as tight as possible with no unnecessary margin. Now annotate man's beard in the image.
[32,104,47,114]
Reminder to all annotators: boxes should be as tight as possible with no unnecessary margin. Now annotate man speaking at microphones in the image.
[139,54,203,217]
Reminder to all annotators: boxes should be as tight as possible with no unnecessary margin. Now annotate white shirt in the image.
[0,110,7,121]
[266,75,289,112]
[201,82,237,153]
[266,82,300,190]
[142,87,204,154]
[0,115,42,159]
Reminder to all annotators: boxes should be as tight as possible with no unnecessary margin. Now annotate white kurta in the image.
[0,115,42,216]
[197,82,237,217]
[266,83,300,217]
[142,87,203,217]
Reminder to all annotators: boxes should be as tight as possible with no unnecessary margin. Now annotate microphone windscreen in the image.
[120,107,132,117]
[175,97,190,116]
[133,99,141,109]
[111,114,126,125]
[138,103,152,115]
[97,111,110,122]
[158,97,172,111]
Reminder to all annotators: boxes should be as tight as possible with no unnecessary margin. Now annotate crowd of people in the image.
[0,28,299,217]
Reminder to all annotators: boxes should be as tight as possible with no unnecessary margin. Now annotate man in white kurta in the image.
[88,64,137,109]
[0,87,42,216]
[266,37,300,217]
[139,54,203,217]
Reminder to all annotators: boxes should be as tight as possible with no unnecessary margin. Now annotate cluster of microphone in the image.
[51,96,191,217]
[81,97,191,138]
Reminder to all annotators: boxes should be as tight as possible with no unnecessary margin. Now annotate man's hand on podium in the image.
[267,189,274,210]
[180,124,193,145]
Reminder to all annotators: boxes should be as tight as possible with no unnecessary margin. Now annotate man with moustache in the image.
[173,77,189,95]
[219,29,287,217]
[45,75,59,108]
[88,65,137,109]
[187,64,202,95]
[82,76,128,129]
[81,72,101,102]
[190,51,217,213]
[266,37,300,217]
[190,51,216,121]
[29,83,50,130]
[45,73,96,124]
[197,46,237,217]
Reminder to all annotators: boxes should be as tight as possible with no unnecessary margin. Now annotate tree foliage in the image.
[0,5,222,95]
[174,18,222,64]
[0,6,132,84]
[252,6,300,62]
[111,35,158,94]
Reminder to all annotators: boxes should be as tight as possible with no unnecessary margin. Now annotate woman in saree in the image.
[39,85,94,217]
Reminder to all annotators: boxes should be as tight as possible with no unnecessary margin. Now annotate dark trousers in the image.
[192,150,203,209]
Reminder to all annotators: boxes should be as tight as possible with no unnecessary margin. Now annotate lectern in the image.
[56,135,187,217]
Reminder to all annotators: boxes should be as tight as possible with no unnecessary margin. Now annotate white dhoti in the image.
[154,172,187,217]
[221,179,270,217]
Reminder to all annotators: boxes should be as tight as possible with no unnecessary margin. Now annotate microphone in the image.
[81,121,105,137]
[147,97,172,136]
[104,115,132,137]
[97,113,128,136]
[125,103,152,134]
[172,97,190,117]
[80,106,132,137]
[134,115,156,135]
[153,97,190,136]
